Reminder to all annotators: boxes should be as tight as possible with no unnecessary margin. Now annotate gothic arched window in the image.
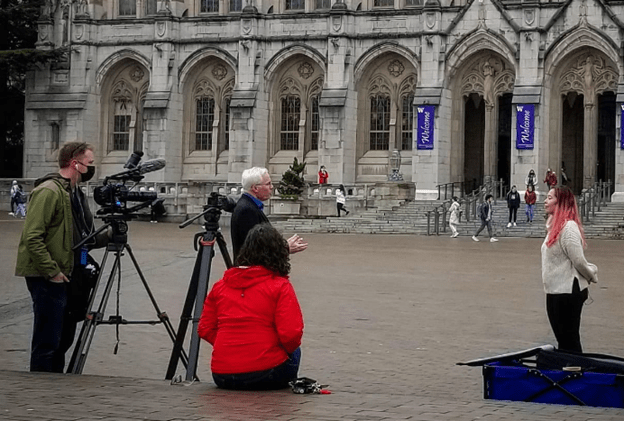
[280,96,301,150]
[195,98,215,151]
[310,96,320,150]
[370,95,390,150]
[401,93,414,151]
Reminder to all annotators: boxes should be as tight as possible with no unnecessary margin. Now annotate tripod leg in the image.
[124,245,190,369]
[215,232,233,269]
[166,241,206,380]
[185,238,217,382]
[68,247,122,374]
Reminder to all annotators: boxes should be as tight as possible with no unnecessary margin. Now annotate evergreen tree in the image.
[277,158,306,199]
[0,0,65,177]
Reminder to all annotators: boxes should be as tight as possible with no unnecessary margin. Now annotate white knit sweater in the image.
[541,220,598,294]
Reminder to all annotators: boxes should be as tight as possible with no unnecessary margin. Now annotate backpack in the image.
[478,202,488,221]
[14,190,26,204]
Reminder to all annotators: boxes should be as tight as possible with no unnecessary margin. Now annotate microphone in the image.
[137,158,166,175]
[124,151,144,169]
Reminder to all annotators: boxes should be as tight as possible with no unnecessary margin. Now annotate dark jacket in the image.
[506,190,521,208]
[198,265,304,375]
[230,193,270,262]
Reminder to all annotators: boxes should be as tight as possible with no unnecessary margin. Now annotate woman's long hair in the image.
[236,223,290,276]
[546,187,585,248]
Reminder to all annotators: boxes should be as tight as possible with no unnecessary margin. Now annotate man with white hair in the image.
[230,167,307,262]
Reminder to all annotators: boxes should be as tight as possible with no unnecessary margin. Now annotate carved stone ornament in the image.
[332,15,342,33]
[524,9,535,26]
[298,62,314,79]
[212,64,228,81]
[157,22,166,38]
[39,25,49,41]
[242,19,252,35]
[130,67,145,83]
[425,13,436,30]
[74,24,84,40]
[388,60,405,78]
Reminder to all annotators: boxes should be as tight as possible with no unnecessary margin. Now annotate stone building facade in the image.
[25,0,624,201]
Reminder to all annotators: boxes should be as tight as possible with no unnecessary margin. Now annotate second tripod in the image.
[67,216,187,374]
[166,202,233,382]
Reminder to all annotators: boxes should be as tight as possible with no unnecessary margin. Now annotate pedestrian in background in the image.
[525,169,537,190]
[561,165,569,187]
[506,185,520,228]
[9,180,18,216]
[544,168,557,190]
[525,184,536,223]
[542,186,597,352]
[449,196,461,238]
[14,185,27,218]
[336,184,349,217]
[472,194,498,242]
[318,166,329,184]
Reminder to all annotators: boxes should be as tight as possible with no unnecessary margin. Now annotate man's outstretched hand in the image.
[287,234,308,254]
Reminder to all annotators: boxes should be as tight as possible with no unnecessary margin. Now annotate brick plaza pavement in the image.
[2,213,624,420]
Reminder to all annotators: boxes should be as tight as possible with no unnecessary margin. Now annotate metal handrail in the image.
[578,180,612,224]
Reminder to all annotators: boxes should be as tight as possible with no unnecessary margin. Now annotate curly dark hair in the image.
[236,223,290,276]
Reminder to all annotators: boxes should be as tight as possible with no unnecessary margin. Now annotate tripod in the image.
[166,205,232,382]
[67,215,187,374]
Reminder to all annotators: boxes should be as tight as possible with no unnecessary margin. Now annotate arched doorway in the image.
[458,54,515,191]
[556,52,618,191]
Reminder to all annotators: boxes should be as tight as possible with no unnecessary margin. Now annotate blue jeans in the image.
[525,204,535,222]
[26,277,77,373]
[212,348,301,390]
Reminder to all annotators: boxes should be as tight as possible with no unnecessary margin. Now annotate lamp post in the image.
[388,149,403,181]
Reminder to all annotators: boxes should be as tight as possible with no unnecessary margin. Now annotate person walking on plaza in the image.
[544,168,557,190]
[472,194,498,242]
[336,184,349,217]
[525,169,537,190]
[506,185,521,228]
[9,180,18,216]
[449,196,461,238]
[318,165,329,184]
[525,184,536,223]
[15,142,110,373]
[199,223,304,390]
[231,167,307,262]
[13,184,27,218]
[542,186,597,353]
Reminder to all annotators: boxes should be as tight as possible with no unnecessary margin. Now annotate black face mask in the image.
[80,166,96,183]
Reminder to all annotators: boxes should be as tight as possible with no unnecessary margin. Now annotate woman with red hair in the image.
[542,187,597,352]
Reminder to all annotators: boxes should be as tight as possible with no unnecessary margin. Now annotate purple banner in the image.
[516,104,535,150]
[416,105,435,150]
[621,105,624,149]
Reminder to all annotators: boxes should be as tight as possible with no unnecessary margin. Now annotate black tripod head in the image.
[101,214,134,245]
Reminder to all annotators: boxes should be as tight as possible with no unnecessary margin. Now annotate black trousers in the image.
[508,207,518,223]
[546,278,588,353]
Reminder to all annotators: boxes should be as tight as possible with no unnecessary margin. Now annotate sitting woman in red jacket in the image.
[198,223,304,390]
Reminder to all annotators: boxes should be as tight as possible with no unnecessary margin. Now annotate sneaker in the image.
[452,233,459,238]
[472,236,479,242]
[8,212,14,216]
[346,211,350,215]
[506,222,512,228]
[513,222,517,227]
[490,237,499,242]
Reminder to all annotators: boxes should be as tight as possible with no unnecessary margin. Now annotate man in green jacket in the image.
[15,142,108,372]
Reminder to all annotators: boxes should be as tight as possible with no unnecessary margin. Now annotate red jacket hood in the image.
[221,265,285,290]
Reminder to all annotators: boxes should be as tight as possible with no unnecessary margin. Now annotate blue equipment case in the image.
[459,345,624,408]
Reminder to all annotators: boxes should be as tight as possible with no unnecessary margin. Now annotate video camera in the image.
[205,192,238,213]
[94,151,166,216]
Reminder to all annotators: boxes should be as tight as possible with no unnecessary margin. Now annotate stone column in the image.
[583,103,597,188]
